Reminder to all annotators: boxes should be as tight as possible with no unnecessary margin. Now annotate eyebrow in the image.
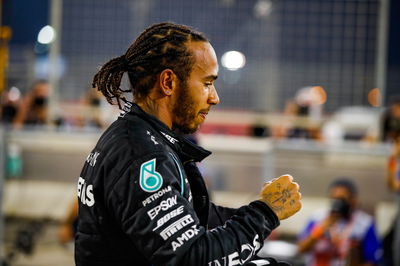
[204,75,218,81]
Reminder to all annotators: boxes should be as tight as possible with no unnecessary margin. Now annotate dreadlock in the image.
[92,22,208,109]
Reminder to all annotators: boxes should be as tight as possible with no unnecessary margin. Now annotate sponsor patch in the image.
[147,196,178,220]
[161,132,178,144]
[86,151,100,167]
[146,131,159,145]
[119,102,133,117]
[207,235,262,266]
[159,214,194,240]
[142,186,172,206]
[153,206,185,231]
[140,158,163,192]
[77,176,95,207]
[171,225,200,251]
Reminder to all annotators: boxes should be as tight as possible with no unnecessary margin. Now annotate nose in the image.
[208,85,220,105]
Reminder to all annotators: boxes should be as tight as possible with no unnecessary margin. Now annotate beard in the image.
[172,81,200,134]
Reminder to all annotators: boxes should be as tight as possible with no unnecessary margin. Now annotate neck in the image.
[136,97,173,129]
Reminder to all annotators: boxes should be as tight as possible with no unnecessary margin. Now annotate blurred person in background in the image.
[298,178,382,266]
[387,135,400,266]
[381,97,400,142]
[58,199,79,246]
[0,86,21,125]
[12,80,49,129]
[273,86,324,140]
[75,22,302,266]
[78,87,105,129]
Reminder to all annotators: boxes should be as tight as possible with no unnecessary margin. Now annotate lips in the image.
[199,112,208,119]
[200,112,208,119]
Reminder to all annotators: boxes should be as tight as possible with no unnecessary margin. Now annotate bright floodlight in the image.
[221,51,246,71]
[37,25,56,44]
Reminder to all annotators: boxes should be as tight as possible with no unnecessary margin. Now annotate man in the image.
[382,97,400,142]
[13,80,49,129]
[75,22,302,266]
[298,178,382,266]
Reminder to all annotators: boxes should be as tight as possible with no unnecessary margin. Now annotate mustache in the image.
[199,107,211,113]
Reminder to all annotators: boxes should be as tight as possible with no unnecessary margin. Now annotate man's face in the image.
[172,41,219,134]
[330,186,356,209]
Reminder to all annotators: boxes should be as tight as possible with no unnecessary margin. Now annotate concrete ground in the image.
[3,221,74,266]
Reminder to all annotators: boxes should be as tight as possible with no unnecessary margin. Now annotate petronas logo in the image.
[140,159,163,192]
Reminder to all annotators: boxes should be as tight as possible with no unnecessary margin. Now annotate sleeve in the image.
[107,151,280,266]
[361,223,383,264]
[208,202,238,229]
[183,160,238,229]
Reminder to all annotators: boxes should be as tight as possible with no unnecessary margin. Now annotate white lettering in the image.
[86,151,100,167]
[159,214,194,240]
[188,190,193,202]
[119,102,132,117]
[171,225,200,251]
[228,252,240,266]
[147,196,178,220]
[142,186,172,206]
[81,183,87,204]
[86,185,95,207]
[161,132,178,144]
[77,177,96,207]
[153,206,184,230]
[207,235,262,266]
[77,177,85,198]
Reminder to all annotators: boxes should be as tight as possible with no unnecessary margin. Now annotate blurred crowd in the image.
[2,81,400,146]
[1,81,400,265]
[0,80,114,131]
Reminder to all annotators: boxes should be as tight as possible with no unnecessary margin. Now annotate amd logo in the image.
[171,225,200,251]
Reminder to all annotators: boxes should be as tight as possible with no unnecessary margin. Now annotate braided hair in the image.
[92,22,208,109]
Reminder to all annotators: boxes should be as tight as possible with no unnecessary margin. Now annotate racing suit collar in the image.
[129,103,212,163]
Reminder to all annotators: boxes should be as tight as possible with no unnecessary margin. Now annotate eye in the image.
[204,82,213,87]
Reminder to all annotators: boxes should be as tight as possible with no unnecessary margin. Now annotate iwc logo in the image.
[140,158,163,192]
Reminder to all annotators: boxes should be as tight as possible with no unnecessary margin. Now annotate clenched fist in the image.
[259,174,302,220]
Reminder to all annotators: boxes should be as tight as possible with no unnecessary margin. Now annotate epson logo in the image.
[147,196,178,220]
[171,225,200,251]
[153,206,185,231]
[159,214,194,240]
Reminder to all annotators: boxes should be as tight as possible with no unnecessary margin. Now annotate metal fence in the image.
[7,0,388,113]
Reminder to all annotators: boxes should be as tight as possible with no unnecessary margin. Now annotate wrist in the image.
[388,156,397,172]
[310,225,325,240]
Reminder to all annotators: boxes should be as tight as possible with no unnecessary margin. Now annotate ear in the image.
[159,69,178,96]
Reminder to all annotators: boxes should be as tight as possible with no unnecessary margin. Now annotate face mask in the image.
[33,96,48,107]
[91,98,101,107]
[330,198,351,219]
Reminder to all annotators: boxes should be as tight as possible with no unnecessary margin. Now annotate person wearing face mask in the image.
[13,80,50,129]
[297,178,382,266]
[382,97,400,142]
[78,87,105,129]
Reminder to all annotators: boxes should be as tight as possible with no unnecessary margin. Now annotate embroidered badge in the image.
[139,159,163,192]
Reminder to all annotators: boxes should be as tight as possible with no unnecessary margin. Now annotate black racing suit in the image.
[75,103,280,266]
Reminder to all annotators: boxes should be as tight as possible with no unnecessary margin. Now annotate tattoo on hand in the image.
[272,189,291,204]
